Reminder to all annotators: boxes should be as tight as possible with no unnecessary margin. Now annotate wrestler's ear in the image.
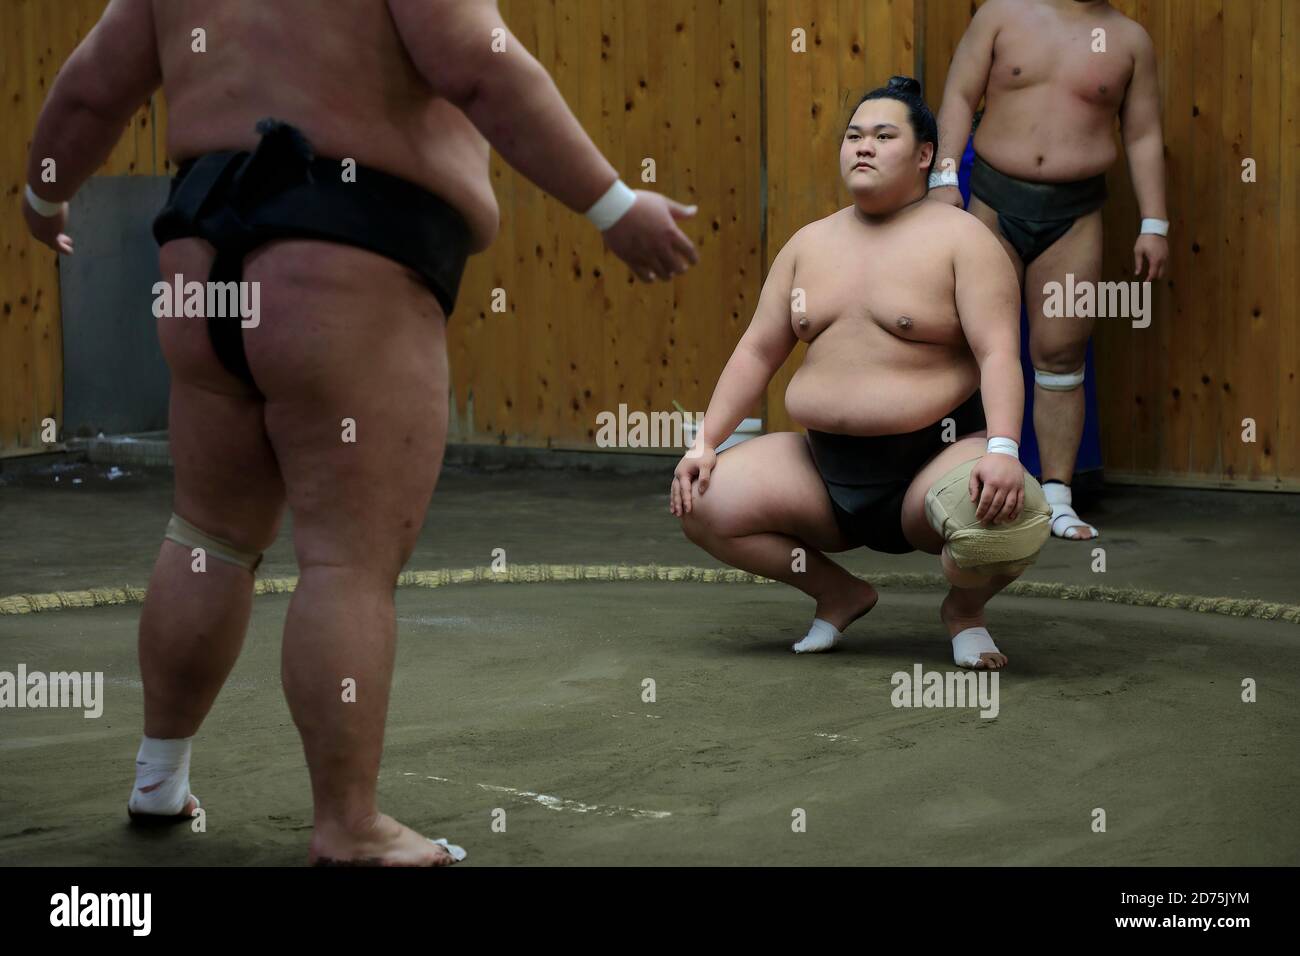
[917,140,935,173]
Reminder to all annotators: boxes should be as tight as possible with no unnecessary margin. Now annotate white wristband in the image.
[584,179,637,231]
[1140,218,1169,237]
[986,436,1019,460]
[25,185,62,218]
[928,169,959,189]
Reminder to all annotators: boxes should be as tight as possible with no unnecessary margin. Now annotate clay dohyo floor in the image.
[1,461,1297,865]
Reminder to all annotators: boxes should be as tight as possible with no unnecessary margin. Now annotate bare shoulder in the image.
[803,208,847,238]
[972,0,1025,28]
[919,200,990,244]
[778,211,839,263]
[1105,6,1155,56]
[919,203,1009,270]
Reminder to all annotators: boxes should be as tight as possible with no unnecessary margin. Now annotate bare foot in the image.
[814,576,880,633]
[309,812,464,867]
[939,594,1007,670]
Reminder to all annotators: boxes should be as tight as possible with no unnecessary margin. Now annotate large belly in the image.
[974,89,1119,183]
[785,338,980,436]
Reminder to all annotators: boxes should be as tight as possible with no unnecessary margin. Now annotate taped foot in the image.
[951,626,1006,670]
[940,596,1007,669]
[127,794,200,826]
[430,838,467,863]
[793,618,842,653]
[795,578,879,652]
[1043,481,1098,540]
[127,734,200,824]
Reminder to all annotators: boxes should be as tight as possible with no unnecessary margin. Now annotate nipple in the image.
[798,317,809,329]
[896,315,913,330]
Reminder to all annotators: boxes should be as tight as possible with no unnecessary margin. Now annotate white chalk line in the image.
[402,772,671,819]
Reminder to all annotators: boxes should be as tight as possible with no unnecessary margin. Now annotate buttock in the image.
[153,120,471,392]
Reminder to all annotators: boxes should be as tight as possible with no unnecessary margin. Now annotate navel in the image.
[1012,67,1022,76]
[797,316,809,329]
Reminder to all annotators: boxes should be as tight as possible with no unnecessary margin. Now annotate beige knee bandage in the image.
[924,459,1052,576]
[164,513,263,572]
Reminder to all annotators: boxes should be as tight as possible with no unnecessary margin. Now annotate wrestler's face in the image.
[840,99,931,206]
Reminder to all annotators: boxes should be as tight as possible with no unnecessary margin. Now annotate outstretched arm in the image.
[24,0,162,252]
[389,0,698,281]
[389,0,617,217]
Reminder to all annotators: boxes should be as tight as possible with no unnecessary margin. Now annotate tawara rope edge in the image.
[1,564,1297,624]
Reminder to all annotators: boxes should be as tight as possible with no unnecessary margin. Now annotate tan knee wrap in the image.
[924,459,1051,576]
[165,513,263,572]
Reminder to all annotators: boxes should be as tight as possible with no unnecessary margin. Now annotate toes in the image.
[429,838,467,864]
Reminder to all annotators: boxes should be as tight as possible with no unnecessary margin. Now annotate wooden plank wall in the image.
[2,0,1296,490]
[448,0,763,448]
[0,0,166,456]
[922,0,1300,490]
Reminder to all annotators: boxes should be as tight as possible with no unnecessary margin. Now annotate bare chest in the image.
[989,21,1133,110]
[789,249,963,348]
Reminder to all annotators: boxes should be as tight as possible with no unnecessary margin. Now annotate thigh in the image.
[1025,209,1102,365]
[966,195,1025,286]
[689,432,853,553]
[248,240,450,577]
[157,239,286,551]
[900,434,988,554]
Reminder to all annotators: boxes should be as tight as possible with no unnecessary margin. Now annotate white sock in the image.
[793,618,842,654]
[128,735,194,815]
[951,626,1000,669]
